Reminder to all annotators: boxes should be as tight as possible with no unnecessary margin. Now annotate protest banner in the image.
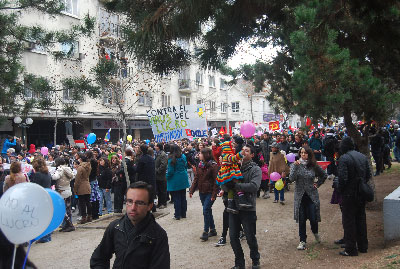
[147,104,208,142]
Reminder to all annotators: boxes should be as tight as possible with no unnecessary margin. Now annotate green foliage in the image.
[0,1,97,119]
[92,58,119,87]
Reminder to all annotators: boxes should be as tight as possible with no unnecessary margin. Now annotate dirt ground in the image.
[29,164,400,269]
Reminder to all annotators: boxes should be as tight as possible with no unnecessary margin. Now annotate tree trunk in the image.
[343,109,377,202]
[120,118,130,189]
[54,111,58,146]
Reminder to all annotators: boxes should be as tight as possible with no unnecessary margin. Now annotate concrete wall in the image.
[383,186,400,241]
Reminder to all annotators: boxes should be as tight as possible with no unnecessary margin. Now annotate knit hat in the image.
[271,142,279,148]
[221,141,234,155]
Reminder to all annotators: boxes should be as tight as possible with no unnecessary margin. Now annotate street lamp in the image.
[14,116,33,145]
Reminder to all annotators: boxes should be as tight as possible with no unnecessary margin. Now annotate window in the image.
[180,96,190,105]
[61,41,79,58]
[63,0,79,17]
[221,102,227,113]
[103,88,113,105]
[208,75,215,88]
[99,8,120,37]
[24,81,46,99]
[210,101,216,112]
[197,99,204,105]
[196,71,203,85]
[232,102,239,113]
[220,79,226,90]
[138,92,152,106]
[161,94,171,107]
[179,68,190,89]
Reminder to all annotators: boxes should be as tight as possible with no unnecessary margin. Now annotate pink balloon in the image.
[286,153,296,163]
[240,121,256,138]
[270,172,281,182]
[40,146,48,156]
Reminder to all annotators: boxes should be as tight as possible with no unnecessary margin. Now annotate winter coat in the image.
[268,152,289,177]
[166,155,190,192]
[289,141,303,155]
[223,160,261,212]
[3,173,27,193]
[337,150,371,198]
[279,141,290,154]
[189,160,219,199]
[308,137,323,152]
[30,171,51,189]
[52,165,74,198]
[323,135,338,157]
[1,139,16,154]
[261,164,269,181]
[155,150,168,182]
[260,139,271,164]
[289,162,327,222]
[97,165,112,190]
[90,213,170,269]
[89,159,98,182]
[74,161,91,195]
[136,154,156,188]
[370,135,384,155]
[28,144,36,154]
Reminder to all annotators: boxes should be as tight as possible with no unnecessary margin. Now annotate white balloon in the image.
[0,183,53,244]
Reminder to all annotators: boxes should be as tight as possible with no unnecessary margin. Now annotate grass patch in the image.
[306,243,320,260]
[384,259,400,269]
[385,254,399,259]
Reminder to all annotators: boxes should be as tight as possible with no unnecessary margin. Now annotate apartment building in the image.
[2,0,298,145]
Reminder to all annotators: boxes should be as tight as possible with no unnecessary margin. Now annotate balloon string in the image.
[22,241,32,269]
[11,244,17,269]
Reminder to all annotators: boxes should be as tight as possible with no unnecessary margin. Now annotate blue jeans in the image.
[199,193,215,232]
[99,188,113,215]
[229,210,260,267]
[171,189,187,219]
[394,146,400,162]
[38,233,52,243]
[274,181,285,201]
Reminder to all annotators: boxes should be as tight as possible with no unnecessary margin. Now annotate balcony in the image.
[178,79,195,93]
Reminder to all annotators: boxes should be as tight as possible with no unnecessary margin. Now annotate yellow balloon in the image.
[127,135,132,142]
[275,179,284,191]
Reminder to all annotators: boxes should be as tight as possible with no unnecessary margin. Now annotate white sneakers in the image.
[297,241,306,250]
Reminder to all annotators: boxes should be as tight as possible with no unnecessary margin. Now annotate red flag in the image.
[219,126,225,135]
[306,117,311,126]
[269,121,280,131]
[229,125,232,136]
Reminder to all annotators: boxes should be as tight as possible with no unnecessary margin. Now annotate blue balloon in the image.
[34,189,66,241]
[87,133,96,144]
[145,139,150,144]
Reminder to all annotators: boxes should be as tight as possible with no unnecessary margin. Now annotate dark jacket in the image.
[189,160,219,199]
[30,171,51,189]
[90,213,170,269]
[338,150,371,198]
[89,159,98,182]
[155,150,168,181]
[370,135,384,155]
[323,135,338,157]
[136,154,156,188]
[259,139,271,164]
[278,141,290,154]
[222,160,261,211]
[98,165,112,189]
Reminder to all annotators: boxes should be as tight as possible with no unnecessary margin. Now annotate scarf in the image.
[299,159,308,165]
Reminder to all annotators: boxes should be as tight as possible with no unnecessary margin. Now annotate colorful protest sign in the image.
[147,104,208,142]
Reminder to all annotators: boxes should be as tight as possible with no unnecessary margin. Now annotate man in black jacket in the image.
[155,143,168,208]
[223,144,261,269]
[337,137,371,257]
[90,181,170,269]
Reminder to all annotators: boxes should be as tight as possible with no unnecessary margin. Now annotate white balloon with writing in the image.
[0,183,53,244]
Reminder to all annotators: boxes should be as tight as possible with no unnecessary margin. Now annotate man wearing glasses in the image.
[90,181,170,268]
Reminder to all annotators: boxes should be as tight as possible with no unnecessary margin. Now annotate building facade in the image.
[3,0,300,146]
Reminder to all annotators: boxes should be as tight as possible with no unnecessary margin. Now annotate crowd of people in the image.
[0,120,397,268]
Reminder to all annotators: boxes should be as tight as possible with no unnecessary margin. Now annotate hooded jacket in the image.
[74,161,91,195]
[52,165,74,198]
[189,160,219,199]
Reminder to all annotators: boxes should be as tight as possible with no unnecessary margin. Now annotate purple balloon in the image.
[240,121,256,138]
[270,172,281,182]
[286,153,296,163]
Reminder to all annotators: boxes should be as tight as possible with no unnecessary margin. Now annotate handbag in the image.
[348,153,374,202]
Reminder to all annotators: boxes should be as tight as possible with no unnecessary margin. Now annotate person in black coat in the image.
[90,181,170,269]
[135,145,156,190]
[86,151,100,220]
[369,129,384,176]
[337,137,371,256]
[98,157,113,215]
